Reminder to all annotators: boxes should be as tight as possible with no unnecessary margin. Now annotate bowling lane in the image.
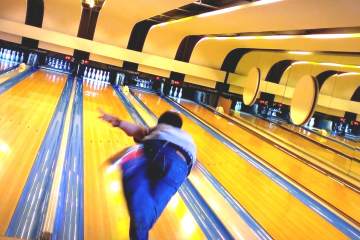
[0,70,67,234]
[234,111,357,160]
[131,90,351,239]
[179,100,360,220]
[82,84,205,240]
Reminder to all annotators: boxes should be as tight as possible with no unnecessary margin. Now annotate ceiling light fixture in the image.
[288,51,313,55]
[197,0,283,18]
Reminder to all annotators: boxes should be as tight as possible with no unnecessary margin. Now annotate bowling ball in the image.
[19,63,26,71]
[216,106,224,114]
[123,86,130,93]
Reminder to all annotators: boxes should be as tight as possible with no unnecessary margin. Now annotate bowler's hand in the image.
[98,108,121,127]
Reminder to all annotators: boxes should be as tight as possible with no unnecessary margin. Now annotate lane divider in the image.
[128,88,272,240]
[114,86,234,240]
[52,78,84,240]
[0,66,36,95]
[161,94,360,239]
[6,76,74,240]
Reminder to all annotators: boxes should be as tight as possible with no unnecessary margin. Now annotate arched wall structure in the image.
[199,48,360,118]
[123,20,156,71]
[139,0,360,77]
[89,0,193,66]
[0,0,27,43]
[169,35,204,81]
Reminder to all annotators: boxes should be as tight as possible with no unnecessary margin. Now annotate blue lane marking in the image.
[179,180,234,240]
[129,88,272,240]
[114,86,235,239]
[53,78,84,240]
[0,67,36,95]
[0,64,19,76]
[162,96,360,240]
[6,76,74,240]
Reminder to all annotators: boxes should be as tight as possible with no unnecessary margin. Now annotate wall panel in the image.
[0,0,26,43]
[38,0,82,54]
[90,0,193,63]
[141,0,360,76]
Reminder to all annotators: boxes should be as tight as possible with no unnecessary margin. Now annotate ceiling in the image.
[147,0,257,23]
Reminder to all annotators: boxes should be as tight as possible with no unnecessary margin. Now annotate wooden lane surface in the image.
[233,114,360,179]
[233,112,356,168]
[234,114,360,182]
[131,90,350,240]
[180,101,360,223]
[0,71,67,234]
[123,90,258,239]
[233,113,360,179]
[281,121,357,155]
[83,85,205,240]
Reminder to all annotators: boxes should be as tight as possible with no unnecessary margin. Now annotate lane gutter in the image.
[52,78,84,240]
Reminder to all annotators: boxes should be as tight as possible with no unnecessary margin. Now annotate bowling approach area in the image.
[0,0,360,239]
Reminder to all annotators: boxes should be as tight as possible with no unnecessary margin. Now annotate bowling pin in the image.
[178,88,182,99]
[15,52,19,62]
[10,51,15,61]
[160,82,164,95]
[84,67,88,78]
[95,69,99,80]
[169,86,173,96]
[6,49,10,60]
[20,52,24,63]
[88,68,92,78]
[0,48,3,59]
[173,87,178,98]
[106,72,110,82]
[101,71,105,81]
[91,69,96,79]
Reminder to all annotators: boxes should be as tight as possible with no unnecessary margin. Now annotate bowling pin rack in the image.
[41,56,73,74]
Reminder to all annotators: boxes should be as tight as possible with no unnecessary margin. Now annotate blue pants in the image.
[122,140,190,240]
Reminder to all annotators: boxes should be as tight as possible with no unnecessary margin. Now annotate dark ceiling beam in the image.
[169,35,204,81]
[123,20,157,71]
[73,3,102,60]
[22,0,44,49]
[193,1,219,9]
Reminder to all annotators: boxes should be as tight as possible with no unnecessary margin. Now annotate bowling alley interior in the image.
[0,0,360,239]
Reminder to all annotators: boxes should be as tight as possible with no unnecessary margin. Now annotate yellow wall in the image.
[140,0,360,76]
[0,0,26,43]
[38,0,82,54]
[0,19,232,82]
[90,0,193,64]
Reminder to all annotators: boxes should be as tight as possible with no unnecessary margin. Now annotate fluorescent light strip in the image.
[288,51,313,55]
[197,0,283,18]
[197,5,241,18]
[305,33,360,39]
[291,61,360,70]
